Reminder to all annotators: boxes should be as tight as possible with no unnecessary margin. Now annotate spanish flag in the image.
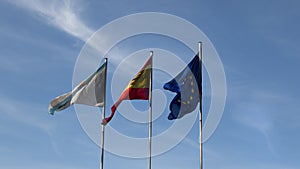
[102,54,152,124]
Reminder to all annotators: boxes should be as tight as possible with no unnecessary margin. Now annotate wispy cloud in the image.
[229,86,298,157]
[0,95,62,156]
[0,96,55,133]
[7,0,94,42]
[6,0,131,71]
[0,28,76,73]
[4,0,116,78]
[0,95,96,159]
[236,105,276,153]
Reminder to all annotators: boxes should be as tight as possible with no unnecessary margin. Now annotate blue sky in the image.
[1,0,300,169]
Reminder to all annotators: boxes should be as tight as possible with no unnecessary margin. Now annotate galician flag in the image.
[48,59,107,115]
[102,54,152,124]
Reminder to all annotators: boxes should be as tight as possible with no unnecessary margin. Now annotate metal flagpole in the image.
[148,51,153,169]
[100,58,108,169]
[198,42,203,169]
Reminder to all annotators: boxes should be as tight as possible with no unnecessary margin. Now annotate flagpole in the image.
[100,58,108,169]
[198,42,203,169]
[148,51,153,169]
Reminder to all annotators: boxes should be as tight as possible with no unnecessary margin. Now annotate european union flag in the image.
[163,54,201,120]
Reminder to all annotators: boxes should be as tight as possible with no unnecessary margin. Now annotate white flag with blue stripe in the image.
[48,61,107,115]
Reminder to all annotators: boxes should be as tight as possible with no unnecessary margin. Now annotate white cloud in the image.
[6,0,125,67]
[7,0,94,42]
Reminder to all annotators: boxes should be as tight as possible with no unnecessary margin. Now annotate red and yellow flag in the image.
[102,55,152,124]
